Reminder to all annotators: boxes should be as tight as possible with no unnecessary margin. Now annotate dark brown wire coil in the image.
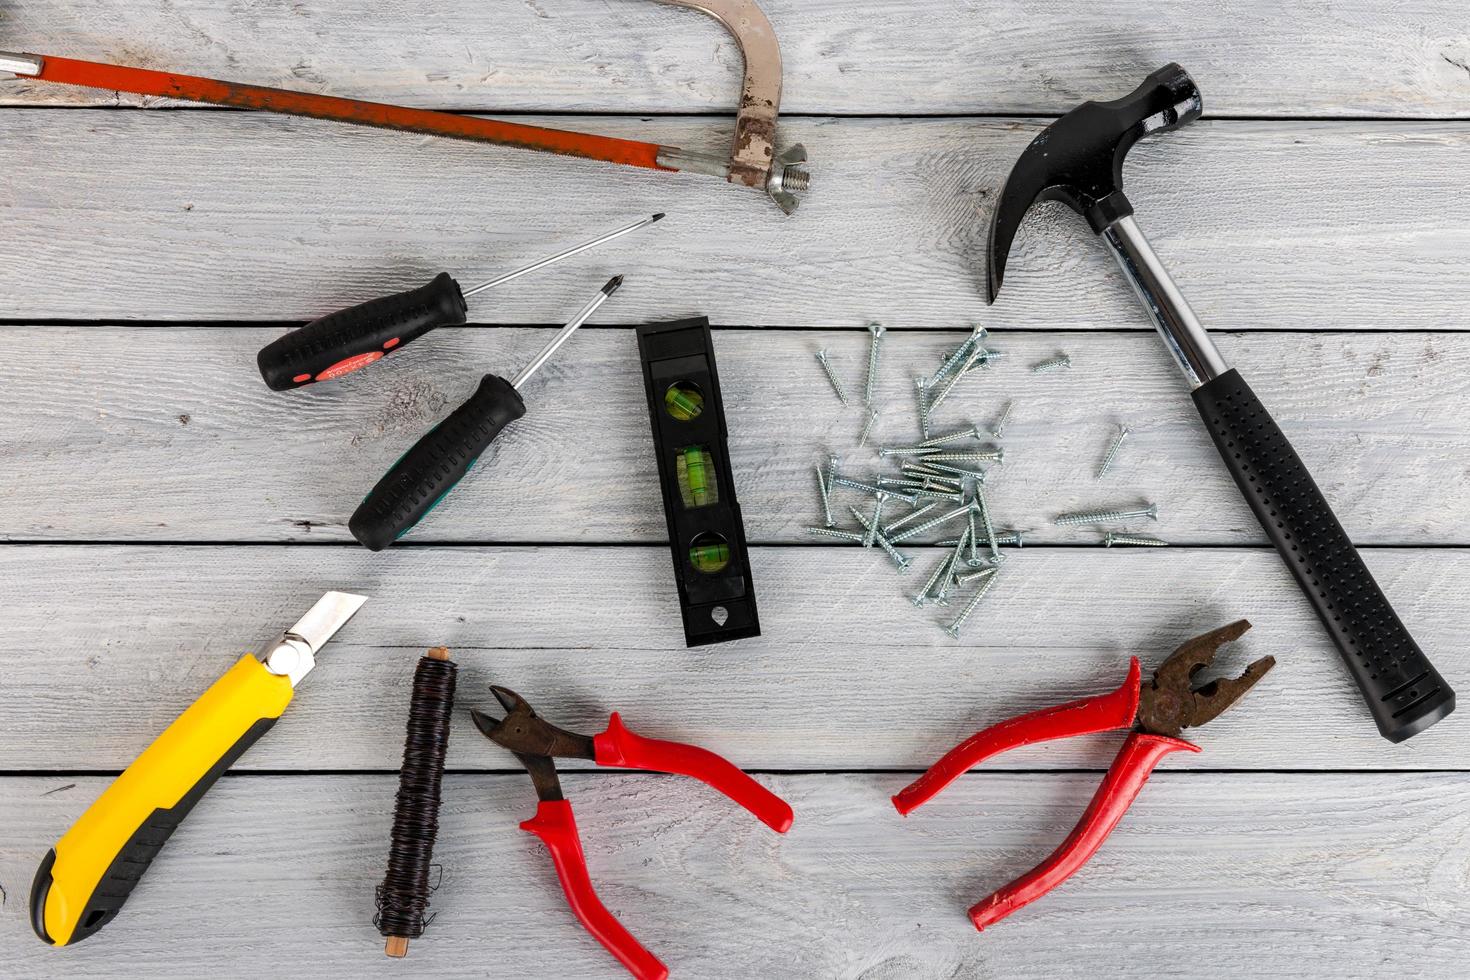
[376,648,456,958]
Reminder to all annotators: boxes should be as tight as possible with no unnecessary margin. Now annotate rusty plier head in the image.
[1136,620,1276,739]
[470,686,597,803]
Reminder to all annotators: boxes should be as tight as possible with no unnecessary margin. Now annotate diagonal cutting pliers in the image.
[472,686,794,980]
[892,620,1274,931]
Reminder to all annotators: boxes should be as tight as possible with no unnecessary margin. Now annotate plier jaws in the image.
[1138,619,1277,738]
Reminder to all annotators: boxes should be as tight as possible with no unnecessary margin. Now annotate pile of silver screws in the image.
[809,326,1166,637]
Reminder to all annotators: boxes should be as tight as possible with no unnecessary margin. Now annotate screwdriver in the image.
[256,214,661,390]
[349,275,623,551]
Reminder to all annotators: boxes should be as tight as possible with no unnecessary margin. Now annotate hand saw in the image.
[0,0,809,212]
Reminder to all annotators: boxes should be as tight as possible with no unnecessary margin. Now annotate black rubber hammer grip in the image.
[1192,369,1453,741]
[257,273,468,390]
[349,374,526,551]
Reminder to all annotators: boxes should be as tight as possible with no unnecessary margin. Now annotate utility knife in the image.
[30,591,367,946]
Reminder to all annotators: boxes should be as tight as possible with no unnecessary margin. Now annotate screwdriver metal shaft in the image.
[464,214,661,299]
[513,276,623,389]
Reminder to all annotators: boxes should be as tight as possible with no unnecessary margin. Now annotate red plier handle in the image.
[969,731,1197,930]
[594,712,795,833]
[893,658,1201,932]
[520,800,670,980]
[893,658,1143,815]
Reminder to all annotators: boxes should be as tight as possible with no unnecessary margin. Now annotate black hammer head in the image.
[986,64,1202,303]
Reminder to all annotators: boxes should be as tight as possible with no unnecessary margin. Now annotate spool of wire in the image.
[376,647,456,958]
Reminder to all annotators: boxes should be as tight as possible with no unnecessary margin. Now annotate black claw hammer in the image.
[986,64,1453,742]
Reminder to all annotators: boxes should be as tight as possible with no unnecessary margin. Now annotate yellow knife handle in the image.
[30,655,293,946]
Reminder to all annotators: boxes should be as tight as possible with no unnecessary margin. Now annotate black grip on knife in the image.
[349,374,526,551]
[30,716,277,945]
[1192,369,1453,742]
[257,272,467,390]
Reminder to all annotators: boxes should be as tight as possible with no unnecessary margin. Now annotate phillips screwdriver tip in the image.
[651,212,666,222]
[603,275,625,294]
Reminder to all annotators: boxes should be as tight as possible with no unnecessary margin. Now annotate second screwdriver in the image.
[349,276,623,551]
[256,214,661,390]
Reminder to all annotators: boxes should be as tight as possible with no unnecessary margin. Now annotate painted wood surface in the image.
[3,544,1464,772]
[3,1,1469,117]
[4,327,1466,545]
[5,2,1469,977]
[3,113,1469,326]
[5,772,1469,978]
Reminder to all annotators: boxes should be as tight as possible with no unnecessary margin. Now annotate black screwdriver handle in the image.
[257,272,467,390]
[349,374,526,551]
[1192,369,1453,742]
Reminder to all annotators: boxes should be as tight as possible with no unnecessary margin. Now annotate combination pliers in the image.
[894,620,1274,930]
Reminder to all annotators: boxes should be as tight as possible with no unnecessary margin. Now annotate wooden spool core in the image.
[384,936,409,958]
[425,646,450,661]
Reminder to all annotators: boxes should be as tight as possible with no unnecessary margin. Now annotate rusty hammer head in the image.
[986,64,1202,303]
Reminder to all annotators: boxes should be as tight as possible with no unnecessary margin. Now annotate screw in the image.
[826,453,841,498]
[964,348,1006,374]
[887,503,974,543]
[882,501,937,536]
[807,526,863,542]
[815,464,835,528]
[899,465,964,488]
[858,407,879,449]
[955,567,998,586]
[911,550,955,607]
[993,400,1014,438]
[924,450,1003,464]
[932,325,987,386]
[878,445,941,458]
[940,530,1024,549]
[1096,425,1131,480]
[830,476,918,505]
[864,321,886,406]
[850,505,911,571]
[915,376,932,440]
[967,507,982,566]
[862,494,889,547]
[814,349,849,406]
[1104,532,1168,547]
[974,487,1001,565]
[912,460,986,483]
[910,487,966,502]
[1055,503,1159,527]
[935,529,971,604]
[929,344,985,412]
[921,424,983,448]
[945,568,1000,638]
[1031,353,1072,374]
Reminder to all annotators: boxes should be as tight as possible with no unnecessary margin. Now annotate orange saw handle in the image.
[34,55,673,171]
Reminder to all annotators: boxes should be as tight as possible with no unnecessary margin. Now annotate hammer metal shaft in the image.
[1101,216,1229,389]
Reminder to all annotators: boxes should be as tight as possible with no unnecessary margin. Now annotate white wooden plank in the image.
[2,327,1466,545]
[3,114,1469,326]
[1,545,1464,772]
[3,1,1469,117]
[3,772,1467,978]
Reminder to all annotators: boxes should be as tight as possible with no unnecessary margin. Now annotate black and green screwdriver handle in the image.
[255,214,660,390]
[349,276,622,551]
[1100,216,1454,742]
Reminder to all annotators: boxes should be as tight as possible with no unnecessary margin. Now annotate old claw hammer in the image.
[985,65,1453,742]
[0,0,809,212]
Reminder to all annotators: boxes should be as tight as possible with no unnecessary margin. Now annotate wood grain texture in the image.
[2,544,1464,772]
[5,772,1470,978]
[4,327,1466,545]
[3,1,1469,117]
[3,113,1469,325]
